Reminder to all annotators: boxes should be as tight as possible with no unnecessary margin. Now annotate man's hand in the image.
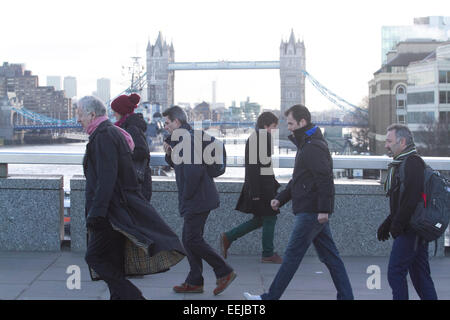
[317,213,329,224]
[163,142,172,156]
[271,199,280,211]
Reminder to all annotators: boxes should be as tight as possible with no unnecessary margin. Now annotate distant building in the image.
[279,30,305,138]
[146,32,174,112]
[405,44,450,141]
[368,40,448,154]
[46,76,61,90]
[0,62,72,121]
[194,101,211,121]
[95,78,111,104]
[382,16,450,64]
[64,76,77,98]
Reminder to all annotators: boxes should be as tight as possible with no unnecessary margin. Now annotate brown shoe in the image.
[213,271,237,295]
[261,253,283,264]
[220,233,231,259]
[173,282,204,293]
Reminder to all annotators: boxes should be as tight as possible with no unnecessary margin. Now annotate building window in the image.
[439,70,450,84]
[440,91,447,104]
[407,111,435,124]
[398,115,405,123]
[397,87,405,94]
[407,91,434,105]
[397,99,405,108]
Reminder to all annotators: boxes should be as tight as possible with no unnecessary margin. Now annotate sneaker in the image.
[261,252,283,264]
[220,233,231,259]
[173,282,204,293]
[213,271,237,295]
[243,292,262,300]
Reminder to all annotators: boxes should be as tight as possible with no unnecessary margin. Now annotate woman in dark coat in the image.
[220,112,282,263]
[111,93,152,201]
[77,96,185,300]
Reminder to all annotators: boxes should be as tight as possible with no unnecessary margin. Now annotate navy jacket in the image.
[165,123,220,216]
[276,124,335,214]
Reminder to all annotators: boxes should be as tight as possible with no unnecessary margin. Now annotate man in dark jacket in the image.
[244,104,353,300]
[77,96,185,300]
[377,124,437,300]
[163,106,236,295]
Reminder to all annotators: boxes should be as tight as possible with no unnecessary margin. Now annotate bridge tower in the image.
[146,32,175,112]
[279,30,305,138]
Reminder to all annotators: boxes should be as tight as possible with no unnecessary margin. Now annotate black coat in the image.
[83,120,185,277]
[235,130,281,216]
[119,113,152,201]
[165,123,220,216]
[276,124,335,214]
[387,154,425,237]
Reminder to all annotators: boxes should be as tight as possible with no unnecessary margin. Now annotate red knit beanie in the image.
[111,93,140,115]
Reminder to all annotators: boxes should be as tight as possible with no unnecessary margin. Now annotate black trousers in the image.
[183,211,233,286]
[85,221,143,300]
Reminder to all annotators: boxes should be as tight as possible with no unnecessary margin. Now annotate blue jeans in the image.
[387,230,437,300]
[260,213,354,300]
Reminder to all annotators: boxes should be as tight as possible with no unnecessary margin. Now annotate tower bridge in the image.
[0,30,367,144]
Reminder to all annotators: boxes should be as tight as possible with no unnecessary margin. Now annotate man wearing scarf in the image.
[244,104,354,301]
[76,96,185,300]
[377,124,437,300]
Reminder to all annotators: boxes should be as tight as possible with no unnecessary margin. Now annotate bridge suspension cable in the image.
[301,70,368,115]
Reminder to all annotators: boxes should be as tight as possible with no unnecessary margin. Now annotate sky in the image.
[1,0,449,112]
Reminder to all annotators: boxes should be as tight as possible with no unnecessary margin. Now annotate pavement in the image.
[1,250,449,300]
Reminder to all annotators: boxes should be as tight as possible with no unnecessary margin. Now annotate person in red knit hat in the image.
[111,93,152,201]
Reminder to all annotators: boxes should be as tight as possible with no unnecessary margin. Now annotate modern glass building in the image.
[382,16,450,64]
[406,44,450,134]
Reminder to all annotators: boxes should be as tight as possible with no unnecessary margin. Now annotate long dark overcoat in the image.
[83,120,185,278]
[235,130,281,216]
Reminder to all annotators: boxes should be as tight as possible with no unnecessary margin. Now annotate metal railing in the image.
[1,152,449,172]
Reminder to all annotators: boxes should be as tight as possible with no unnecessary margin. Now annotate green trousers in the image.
[225,215,277,257]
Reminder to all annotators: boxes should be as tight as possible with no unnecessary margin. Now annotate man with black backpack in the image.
[377,124,438,300]
[163,106,236,296]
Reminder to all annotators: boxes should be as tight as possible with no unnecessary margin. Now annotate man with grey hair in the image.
[77,96,185,300]
[377,123,437,300]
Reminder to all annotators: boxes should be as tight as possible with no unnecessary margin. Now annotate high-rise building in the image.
[96,78,111,104]
[64,76,77,98]
[381,16,450,64]
[46,76,61,90]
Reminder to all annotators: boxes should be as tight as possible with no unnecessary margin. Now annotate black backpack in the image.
[399,155,450,251]
[201,131,227,178]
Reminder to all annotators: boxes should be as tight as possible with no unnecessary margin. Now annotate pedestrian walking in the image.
[244,104,354,300]
[76,96,185,300]
[111,93,152,201]
[377,123,438,300]
[220,112,282,263]
[163,105,236,295]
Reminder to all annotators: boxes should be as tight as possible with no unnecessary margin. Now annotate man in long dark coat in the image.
[76,96,185,300]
